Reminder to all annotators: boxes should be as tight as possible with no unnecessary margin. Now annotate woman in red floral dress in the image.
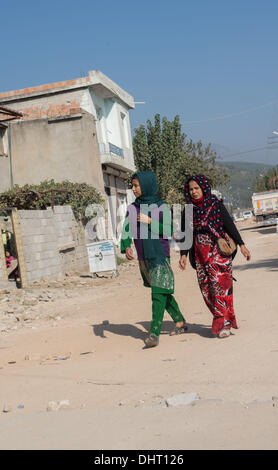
[179,174,251,338]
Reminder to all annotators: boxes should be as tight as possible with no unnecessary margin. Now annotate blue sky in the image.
[1,0,278,164]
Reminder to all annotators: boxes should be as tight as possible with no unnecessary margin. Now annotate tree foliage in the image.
[0,180,104,223]
[133,114,229,204]
[253,165,278,192]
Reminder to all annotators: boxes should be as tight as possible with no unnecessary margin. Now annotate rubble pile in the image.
[0,261,137,333]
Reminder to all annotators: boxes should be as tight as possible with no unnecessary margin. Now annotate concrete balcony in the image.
[98,142,135,172]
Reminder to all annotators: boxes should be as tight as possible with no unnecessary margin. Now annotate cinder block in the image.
[44,211,54,219]
[57,229,66,236]
[61,213,74,223]
[41,219,50,226]
[53,206,64,214]
[41,241,58,251]
[63,206,73,214]
[19,210,36,219]
[39,250,55,260]
[33,235,46,244]
[22,235,38,246]
[38,211,48,218]
[22,243,44,253]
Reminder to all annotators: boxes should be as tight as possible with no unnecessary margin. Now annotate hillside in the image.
[216,161,273,209]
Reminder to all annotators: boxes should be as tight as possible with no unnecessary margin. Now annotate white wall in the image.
[86,90,133,152]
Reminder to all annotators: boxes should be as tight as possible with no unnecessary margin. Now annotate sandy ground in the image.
[0,219,278,450]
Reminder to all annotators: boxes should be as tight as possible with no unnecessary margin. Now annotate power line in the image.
[184,100,278,124]
[221,145,278,159]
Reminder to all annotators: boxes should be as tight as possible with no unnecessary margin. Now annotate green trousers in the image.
[150,292,184,337]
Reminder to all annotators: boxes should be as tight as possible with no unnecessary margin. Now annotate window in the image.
[0,127,7,157]
[95,105,105,143]
[120,112,129,148]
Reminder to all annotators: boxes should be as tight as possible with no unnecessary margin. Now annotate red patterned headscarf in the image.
[184,174,225,239]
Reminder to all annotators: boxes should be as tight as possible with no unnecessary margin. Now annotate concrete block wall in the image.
[18,205,89,283]
[19,207,60,283]
[53,206,89,273]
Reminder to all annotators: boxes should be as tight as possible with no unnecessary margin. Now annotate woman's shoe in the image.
[218,328,231,338]
[170,321,188,336]
[145,334,159,348]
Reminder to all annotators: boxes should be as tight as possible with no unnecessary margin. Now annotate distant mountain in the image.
[216,161,273,210]
[211,143,278,165]
[211,144,235,161]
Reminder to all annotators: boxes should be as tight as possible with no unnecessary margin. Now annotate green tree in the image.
[253,165,278,192]
[133,114,229,204]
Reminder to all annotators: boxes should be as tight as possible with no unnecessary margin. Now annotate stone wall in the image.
[18,205,89,284]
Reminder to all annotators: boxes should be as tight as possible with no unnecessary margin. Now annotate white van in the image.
[242,210,253,219]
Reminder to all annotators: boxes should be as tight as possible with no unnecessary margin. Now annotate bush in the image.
[0,180,104,224]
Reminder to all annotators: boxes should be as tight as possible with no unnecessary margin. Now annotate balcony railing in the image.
[99,142,124,158]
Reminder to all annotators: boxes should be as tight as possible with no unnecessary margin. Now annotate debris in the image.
[80,350,96,355]
[83,379,125,386]
[47,401,60,412]
[165,392,200,407]
[272,396,278,407]
[22,297,38,306]
[54,354,71,361]
[3,403,12,413]
[58,399,70,409]
[46,400,70,411]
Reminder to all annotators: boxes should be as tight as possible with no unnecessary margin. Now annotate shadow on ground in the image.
[234,258,278,272]
[240,226,276,235]
[91,323,146,340]
[91,317,214,342]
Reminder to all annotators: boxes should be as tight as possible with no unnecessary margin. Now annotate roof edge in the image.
[0,71,135,109]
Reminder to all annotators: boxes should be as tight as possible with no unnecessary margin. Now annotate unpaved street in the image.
[0,220,278,450]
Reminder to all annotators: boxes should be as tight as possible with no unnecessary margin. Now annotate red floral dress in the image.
[194,232,238,335]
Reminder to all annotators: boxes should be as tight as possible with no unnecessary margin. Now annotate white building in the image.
[0,69,136,243]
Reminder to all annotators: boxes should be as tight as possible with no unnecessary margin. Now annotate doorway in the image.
[0,211,22,288]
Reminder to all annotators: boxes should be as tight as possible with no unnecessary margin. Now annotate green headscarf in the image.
[133,171,164,207]
[132,171,167,265]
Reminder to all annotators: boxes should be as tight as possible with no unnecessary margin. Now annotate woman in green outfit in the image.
[120,171,187,348]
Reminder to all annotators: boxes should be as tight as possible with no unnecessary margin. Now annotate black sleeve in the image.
[178,209,190,257]
[219,202,244,245]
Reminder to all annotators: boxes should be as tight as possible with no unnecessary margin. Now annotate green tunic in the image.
[120,205,175,294]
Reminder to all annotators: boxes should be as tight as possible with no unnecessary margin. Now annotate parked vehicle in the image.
[252,190,278,222]
[232,213,244,222]
[242,210,253,219]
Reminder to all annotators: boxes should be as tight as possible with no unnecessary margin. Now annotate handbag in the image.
[217,234,237,257]
[195,201,237,257]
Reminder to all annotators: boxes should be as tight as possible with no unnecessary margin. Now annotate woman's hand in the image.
[125,247,134,260]
[137,213,151,224]
[240,245,251,261]
[179,255,187,270]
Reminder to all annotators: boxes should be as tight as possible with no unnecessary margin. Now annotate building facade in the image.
[0,70,136,243]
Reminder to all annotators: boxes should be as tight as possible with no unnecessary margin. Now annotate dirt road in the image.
[0,220,278,450]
